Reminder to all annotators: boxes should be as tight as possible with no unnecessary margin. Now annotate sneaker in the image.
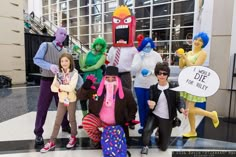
[62,125,71,133]
[35,136,44,146]
[141,146,148,155]
[66,136,76,148]
[40,141,56,153]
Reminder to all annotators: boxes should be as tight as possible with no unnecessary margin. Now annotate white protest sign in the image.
[171,66,220,97]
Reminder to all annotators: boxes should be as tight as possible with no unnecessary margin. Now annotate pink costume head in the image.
[97,66,124,99]
[55,27,67,43]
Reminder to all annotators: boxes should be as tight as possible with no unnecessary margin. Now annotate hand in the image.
[148,100,156,109]
[82,75,97,90]
[55,81,60,88]
[98,127,104,132]
[141,68,151,77]
[180,108,189,118]
[50,64,59,74]
[86,74,97,83]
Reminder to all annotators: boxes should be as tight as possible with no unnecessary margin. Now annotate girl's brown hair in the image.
[58,53,75,72]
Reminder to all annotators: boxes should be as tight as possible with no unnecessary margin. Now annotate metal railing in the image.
[24,13,90,55]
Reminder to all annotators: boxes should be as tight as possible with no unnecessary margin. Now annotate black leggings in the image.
[142,113,172,151]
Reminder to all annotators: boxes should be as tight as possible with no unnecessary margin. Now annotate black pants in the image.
[142,113,172,151]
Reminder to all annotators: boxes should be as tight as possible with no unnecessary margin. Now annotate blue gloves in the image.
[141,68,151,77]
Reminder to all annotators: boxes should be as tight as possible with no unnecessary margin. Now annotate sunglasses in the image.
[157,72,168,76]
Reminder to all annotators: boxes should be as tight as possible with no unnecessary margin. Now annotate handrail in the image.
[24,13,90,54]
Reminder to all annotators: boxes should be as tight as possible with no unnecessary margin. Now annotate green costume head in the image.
[92,37,107,54]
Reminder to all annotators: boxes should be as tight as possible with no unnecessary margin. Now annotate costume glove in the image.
[141,68,151,77]
[50,64,59,74]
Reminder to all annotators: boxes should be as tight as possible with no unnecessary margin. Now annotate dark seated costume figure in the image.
[77,66,137,147]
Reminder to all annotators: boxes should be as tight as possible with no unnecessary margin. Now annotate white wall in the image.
[27,0,42,17]
[193,0,214,66]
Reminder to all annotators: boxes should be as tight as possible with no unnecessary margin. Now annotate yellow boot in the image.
[212,111,219,128]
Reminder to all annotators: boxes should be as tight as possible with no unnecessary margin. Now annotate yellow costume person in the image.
[178,32,219,138]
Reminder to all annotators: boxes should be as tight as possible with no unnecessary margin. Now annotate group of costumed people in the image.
[32,4,219,156]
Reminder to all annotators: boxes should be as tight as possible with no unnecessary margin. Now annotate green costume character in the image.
[79,37,107,117]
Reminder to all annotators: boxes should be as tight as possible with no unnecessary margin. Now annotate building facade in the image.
[39,0,194,66]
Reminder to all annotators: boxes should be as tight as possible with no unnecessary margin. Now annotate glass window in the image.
[51,0,57,4]
[80,7,89,16]
[42,0,48,6]
[59,19,67,27]
[79,16,89,25]
[60,2,67,10]
[70,27,78,36]
[173,0,194,14]
[92,14,101,24]
[104,12,112,22]
[92,0,102,4]
[51,4,57,13]
[79,36,89,44]
[92,4,102,14]
[91,24,102,33]
[136,0,152,7]
[136,19,150,30]
[152,16,171,29]
[69,18,77,27]
[80,26,89,35]
[80,1,89,6]
[172,27,193,40]
[43,6,49,14]
[60,11,67,19]
[153,0,171,4]
[69,0,77,9]
[152,29,170,41]
[171,41,192,52]
[135,31,150,39]
[135,7,150,18]
[104,1,116,12]
[104,23,112,32]
[172,14,194,27]
[42,14,49,21]
[69,9,77,18]
[59,0,66,2]
[92,34,102,42]
[153,3,171,16]
[104,33,112,43]
[51,12,58,21]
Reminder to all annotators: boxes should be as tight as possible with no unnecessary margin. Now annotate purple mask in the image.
[55,27,67,43]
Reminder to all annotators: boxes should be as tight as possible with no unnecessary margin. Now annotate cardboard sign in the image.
[171,66,220,97]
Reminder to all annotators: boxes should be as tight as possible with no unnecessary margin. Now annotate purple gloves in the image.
[50,64,59,74]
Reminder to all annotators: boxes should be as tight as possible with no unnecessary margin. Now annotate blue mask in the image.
[143,43,152,53]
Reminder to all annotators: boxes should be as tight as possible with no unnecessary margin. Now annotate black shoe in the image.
[62,126,71,133]
[35,136,44,146]
[91,140,101,149]
[141,146,148,155]
[129,125,135,130]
